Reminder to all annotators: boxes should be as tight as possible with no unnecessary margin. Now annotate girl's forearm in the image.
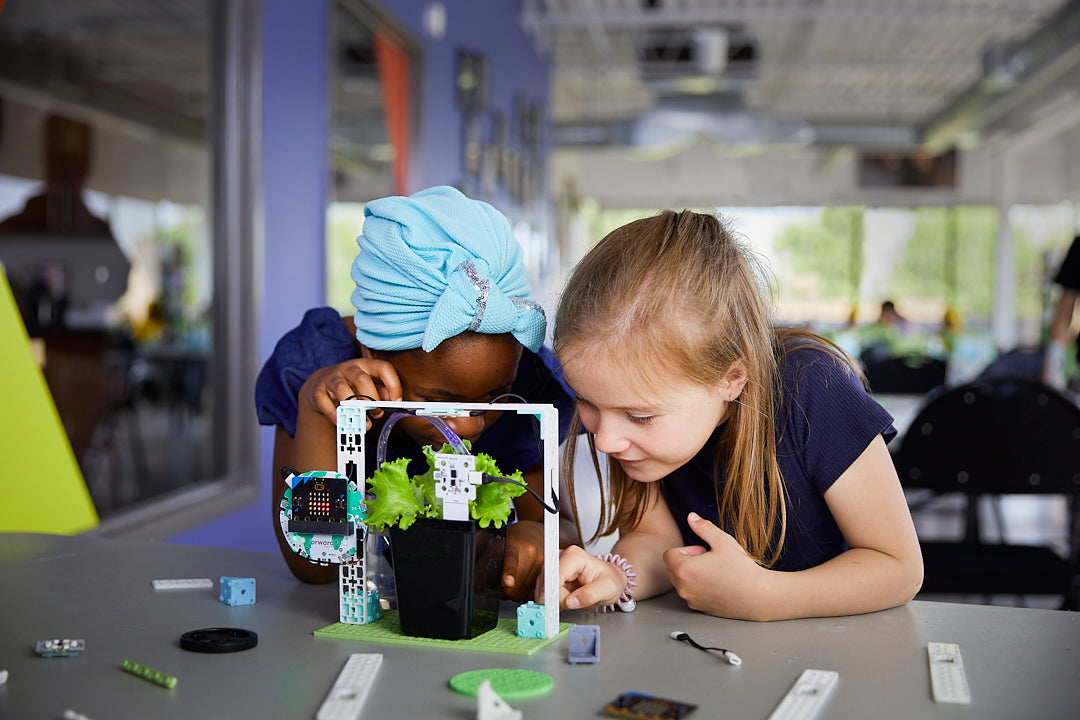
[741,547,922,621]
[292,404,337,471]
[610,533,677,601]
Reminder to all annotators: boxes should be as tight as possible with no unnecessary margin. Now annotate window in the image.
[0,0,257,530]
[325,0,417,311]
[576,202,1078,385]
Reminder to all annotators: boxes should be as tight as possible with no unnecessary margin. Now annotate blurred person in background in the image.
[1043,235,1080,392]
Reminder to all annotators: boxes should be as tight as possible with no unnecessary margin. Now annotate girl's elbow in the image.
[897,552,924,603]
[909,561,925,601]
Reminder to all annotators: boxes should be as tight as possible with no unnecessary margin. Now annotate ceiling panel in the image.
[0,0,210,140]
[523,0,1077,150]
[1,0,1076,166]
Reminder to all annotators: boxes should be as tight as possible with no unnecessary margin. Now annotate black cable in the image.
[490,392,543,454]
[482,474,558,514]
[670,631,742,665]
[484,392,558,513]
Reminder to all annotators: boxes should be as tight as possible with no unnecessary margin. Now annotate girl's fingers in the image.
[685,511,725,547]
[347,359,402,403]
[328,359,403,427]
[556,546,623,610]
[556,545,595,585]
[672,544,708,558]
[563,571,622,610]
[564,585,602,610]
[338,369,379,402]
[312,388,339,421]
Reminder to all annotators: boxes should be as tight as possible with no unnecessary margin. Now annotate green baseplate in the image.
[314,610,572,656]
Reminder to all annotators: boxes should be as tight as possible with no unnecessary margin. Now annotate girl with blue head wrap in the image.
[255,186,574,592]
[351,185,546,353]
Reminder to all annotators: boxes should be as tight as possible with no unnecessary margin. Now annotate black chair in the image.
[893,376,1080,608]
[862,354,947,395]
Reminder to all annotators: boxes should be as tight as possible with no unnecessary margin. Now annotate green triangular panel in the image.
[0,269,99,533]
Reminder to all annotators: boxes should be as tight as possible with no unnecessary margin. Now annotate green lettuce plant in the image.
[364,442,527,531]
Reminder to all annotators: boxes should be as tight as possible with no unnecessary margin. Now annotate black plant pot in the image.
[388,518,506,640]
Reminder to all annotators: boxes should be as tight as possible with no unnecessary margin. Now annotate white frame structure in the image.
[336,399,561,639]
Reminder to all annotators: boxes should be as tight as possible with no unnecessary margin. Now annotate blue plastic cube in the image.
[219,576,256,606]
[516,601,545,639]
[339,561,380,625]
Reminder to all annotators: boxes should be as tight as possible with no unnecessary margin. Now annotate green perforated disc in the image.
[448,668,554,700]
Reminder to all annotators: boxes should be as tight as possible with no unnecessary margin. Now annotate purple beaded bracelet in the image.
[596,552,638,612]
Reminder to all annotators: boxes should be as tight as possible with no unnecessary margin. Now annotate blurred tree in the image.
[891,206,999,326]
[774,206,864,302]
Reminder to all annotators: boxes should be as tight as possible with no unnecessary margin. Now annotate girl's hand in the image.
[298,358,402,429]
[548,544,627,610]
[502,521,544,603]
[662,512,770,619]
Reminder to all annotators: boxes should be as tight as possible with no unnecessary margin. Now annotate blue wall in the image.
[169,0,330,552]
[388,0,551,208]
[169,0,551,552]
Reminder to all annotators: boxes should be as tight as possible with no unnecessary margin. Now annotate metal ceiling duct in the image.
[921,0,1080,153]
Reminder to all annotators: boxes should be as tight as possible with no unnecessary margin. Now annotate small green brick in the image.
[121,659,178,689]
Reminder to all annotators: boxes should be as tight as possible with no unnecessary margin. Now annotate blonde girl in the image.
[553,210,922,621]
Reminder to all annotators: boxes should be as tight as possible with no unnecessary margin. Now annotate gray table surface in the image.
[1,532,1078,719]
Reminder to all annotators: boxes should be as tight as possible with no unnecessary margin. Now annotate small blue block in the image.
[219,576,256,606]
[341,589,381,625]
[516,601,545,639]
[568,625,600,664]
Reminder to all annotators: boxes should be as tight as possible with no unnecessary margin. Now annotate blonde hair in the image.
[556,209,837,566]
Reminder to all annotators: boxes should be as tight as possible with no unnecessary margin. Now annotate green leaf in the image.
[471,475,526,528]
[471,456,527,529]
[364,441,525,530]
[364,457,420,531]
[415,444,442,517]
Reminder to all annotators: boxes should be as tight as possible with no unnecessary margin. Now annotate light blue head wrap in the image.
[351,186,546,353]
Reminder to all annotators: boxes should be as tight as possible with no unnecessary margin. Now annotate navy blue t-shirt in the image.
[255,307,576,480]
[660,344,896,572]
[1054,236,1080,292]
